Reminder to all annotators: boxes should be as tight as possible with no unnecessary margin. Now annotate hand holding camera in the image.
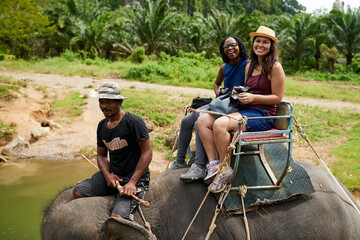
[234,86,250,93]
[230,85,251,108]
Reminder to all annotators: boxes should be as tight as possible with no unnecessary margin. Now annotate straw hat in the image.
[90,82,127,99]
[249,26,278,43]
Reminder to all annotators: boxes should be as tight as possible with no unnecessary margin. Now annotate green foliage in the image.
[332,121,360,190]
[0,0,54,58]
[278,14,315,71]
[123,0,179,54]
[151,134,167,151]
[129,47,146,63]
[294,72,360,85]
[61,49,81,61]
[0,85,19,101]
[352,53,360,73]
[50,92,87,117]
[0,120,16,145]
[320,44,339,73]
[125,52,220,88]
[327,8,360,65]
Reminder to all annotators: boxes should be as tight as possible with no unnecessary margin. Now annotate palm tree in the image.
[205,9,237,45]
[327,7,360,65]
[278,13,315,70]
[45,0,114,57]
[123,0,179,54]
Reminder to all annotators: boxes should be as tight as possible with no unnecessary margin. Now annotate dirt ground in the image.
[1,71,360,175]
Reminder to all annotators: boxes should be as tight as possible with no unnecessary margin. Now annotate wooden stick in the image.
[116,182,150,207]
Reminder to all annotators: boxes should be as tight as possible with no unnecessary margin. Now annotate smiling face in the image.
[223,37,240,63]
[99,99,121,118]
[253,36,271,57]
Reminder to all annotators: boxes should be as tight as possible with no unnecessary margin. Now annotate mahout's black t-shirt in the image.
[97,112,150,184]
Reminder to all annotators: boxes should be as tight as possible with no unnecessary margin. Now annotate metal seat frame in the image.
[230,102,293,191]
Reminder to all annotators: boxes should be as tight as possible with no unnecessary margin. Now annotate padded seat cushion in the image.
[242,128,283,139]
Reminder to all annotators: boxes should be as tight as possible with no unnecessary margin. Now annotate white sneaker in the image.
[203,161,219,184]
[208,167,233,193]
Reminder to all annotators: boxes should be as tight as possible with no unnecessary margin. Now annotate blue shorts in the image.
[75,171,147,221]
[239,107,274,132]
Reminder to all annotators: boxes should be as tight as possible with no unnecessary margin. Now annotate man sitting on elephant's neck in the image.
[73,82,152,222]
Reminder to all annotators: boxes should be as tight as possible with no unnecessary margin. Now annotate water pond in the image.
[0,159,97,240]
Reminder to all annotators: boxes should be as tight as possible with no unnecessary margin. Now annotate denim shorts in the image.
[75,171,147,221]
[239,107,274,132]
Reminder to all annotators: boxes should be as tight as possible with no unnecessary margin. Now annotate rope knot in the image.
[238,185,247,197]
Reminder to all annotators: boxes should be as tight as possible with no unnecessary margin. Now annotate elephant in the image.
[42,161,360,240]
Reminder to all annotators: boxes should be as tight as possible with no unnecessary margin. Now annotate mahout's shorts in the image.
[75,171,148,221]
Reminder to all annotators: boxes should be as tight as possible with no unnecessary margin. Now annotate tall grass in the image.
[285,77,360,103]
[332,122,360,190]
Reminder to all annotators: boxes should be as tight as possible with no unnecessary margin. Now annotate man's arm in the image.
[123,139,152,196]
[97,146,121,189]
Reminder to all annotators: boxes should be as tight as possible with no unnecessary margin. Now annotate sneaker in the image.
[203,160,219,184]
[169,161,188,170]
[180,163,206,182]
[208,167,234,193]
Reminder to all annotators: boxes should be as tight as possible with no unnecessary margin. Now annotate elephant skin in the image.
[42,161,360,240]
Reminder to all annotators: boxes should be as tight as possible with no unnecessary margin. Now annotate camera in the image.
[234,86,250,93]
[218,87,231,96]
[230,86,250,108]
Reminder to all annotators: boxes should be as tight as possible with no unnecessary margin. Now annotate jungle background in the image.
[0,1,360,238]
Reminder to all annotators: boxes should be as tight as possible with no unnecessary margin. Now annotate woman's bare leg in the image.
[213,113,242,165]
[197,113,218,162]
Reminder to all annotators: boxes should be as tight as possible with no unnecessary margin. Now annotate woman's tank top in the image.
[245,74,277,115]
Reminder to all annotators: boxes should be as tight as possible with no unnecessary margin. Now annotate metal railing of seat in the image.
[230,102,293,191]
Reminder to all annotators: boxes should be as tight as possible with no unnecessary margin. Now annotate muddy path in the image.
[1,71,360,174]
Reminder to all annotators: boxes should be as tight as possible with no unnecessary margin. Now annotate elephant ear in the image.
[105,217,157,240]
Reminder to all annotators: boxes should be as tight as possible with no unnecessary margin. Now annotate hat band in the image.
[98,90,121,95]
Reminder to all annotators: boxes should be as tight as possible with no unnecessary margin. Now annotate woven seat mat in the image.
[224,143,315,212]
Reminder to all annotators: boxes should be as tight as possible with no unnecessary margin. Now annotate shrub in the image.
[129,47,146,64]
[61,50,81,62]
[352,53,360,73]
[0,120,16,145]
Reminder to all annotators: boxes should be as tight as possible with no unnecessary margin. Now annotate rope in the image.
[138,205,152,233]
[181,190,211,240]
[239,185,250,240]
[81,154,99,170]
[291,114,360,216]
[166,104,192,171]
[166,128,180,171]
[204,185,231,240]
[191,108,241,121]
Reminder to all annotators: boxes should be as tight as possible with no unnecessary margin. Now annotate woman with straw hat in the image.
[197,26,285,193]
